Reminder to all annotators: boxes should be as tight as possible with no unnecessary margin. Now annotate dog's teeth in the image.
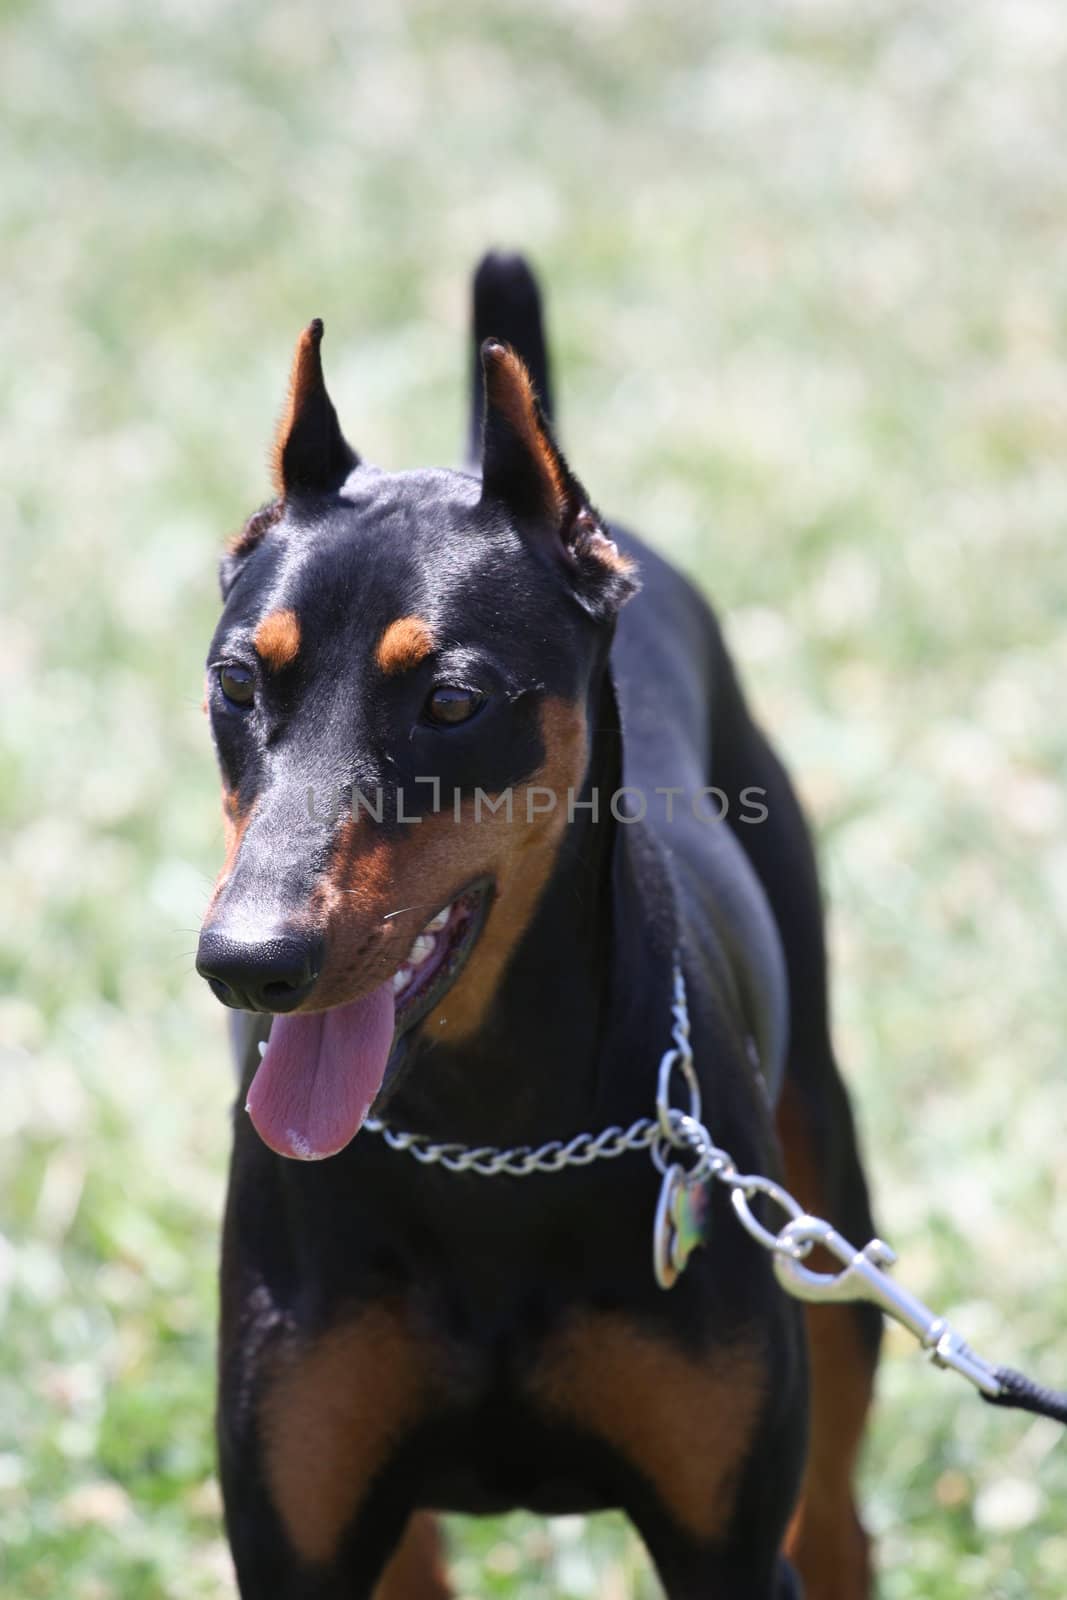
[410,934,435,966]
[257,1042,267,1059]
[392,968,411,994]
[425,907,450,932]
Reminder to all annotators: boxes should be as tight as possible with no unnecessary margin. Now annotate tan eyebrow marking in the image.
[253,608,301,670]
[375,616,435,676]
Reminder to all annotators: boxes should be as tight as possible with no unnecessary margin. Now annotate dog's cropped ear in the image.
[271,318,358,498]
[218,321,358,599]
[479,340,638,620]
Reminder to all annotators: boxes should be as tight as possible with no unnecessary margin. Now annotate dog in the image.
[196,253,881,1599]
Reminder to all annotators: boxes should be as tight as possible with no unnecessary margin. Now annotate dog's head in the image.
[197,318,637,1159]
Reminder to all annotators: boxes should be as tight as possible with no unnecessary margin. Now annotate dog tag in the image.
[653,1164,709,1289]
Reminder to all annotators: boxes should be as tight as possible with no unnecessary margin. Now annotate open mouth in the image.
[245,879,492,1163]
[390,880,492,1034]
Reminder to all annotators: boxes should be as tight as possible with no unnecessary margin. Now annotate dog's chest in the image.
[258,1281,766,1545]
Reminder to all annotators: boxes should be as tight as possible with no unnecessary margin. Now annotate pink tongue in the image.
[246,982,396,1160]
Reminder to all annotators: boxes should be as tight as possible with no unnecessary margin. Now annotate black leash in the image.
[983,1368,1067,1426]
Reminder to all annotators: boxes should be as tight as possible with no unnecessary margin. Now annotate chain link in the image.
[644,971,1004,1395]
[649,976,812,1260]
[362,1113,659,1176]
[360,959,1009,1400]
[361,962,687,1177]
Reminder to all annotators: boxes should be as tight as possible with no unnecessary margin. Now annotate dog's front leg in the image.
[217,1380,416,1598]
[219,1382,444,1599]
[527,1298,806,1599]
[649,1545,805,1600]
[217,1264,442,1599]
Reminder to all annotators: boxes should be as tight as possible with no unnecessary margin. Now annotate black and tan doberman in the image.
[196,252,881,1598]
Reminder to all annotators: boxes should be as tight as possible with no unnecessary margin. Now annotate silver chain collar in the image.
[362,1114,660,1177]
[364,963,808,1288]
[360,968,1014,1401]
[361,968,692,1182]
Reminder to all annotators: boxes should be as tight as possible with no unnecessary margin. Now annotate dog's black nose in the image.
[196,928,323,1013]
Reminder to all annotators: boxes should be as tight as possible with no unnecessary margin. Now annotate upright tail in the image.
[467,251,554,466]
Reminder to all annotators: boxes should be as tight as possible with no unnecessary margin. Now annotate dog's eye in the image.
[424,685,485,726]
[219,664,255,708]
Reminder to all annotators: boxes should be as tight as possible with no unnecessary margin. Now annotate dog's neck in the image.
[391,662,678,1147]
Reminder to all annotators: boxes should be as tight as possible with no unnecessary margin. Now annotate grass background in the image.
[2,0,1067,1594]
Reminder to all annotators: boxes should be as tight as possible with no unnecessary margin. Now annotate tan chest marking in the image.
[253,608,301,671]
[530,1312,767,1541]
[258,1305,427,1566]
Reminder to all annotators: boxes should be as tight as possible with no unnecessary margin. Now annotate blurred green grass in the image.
[2,0,1067,1594]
